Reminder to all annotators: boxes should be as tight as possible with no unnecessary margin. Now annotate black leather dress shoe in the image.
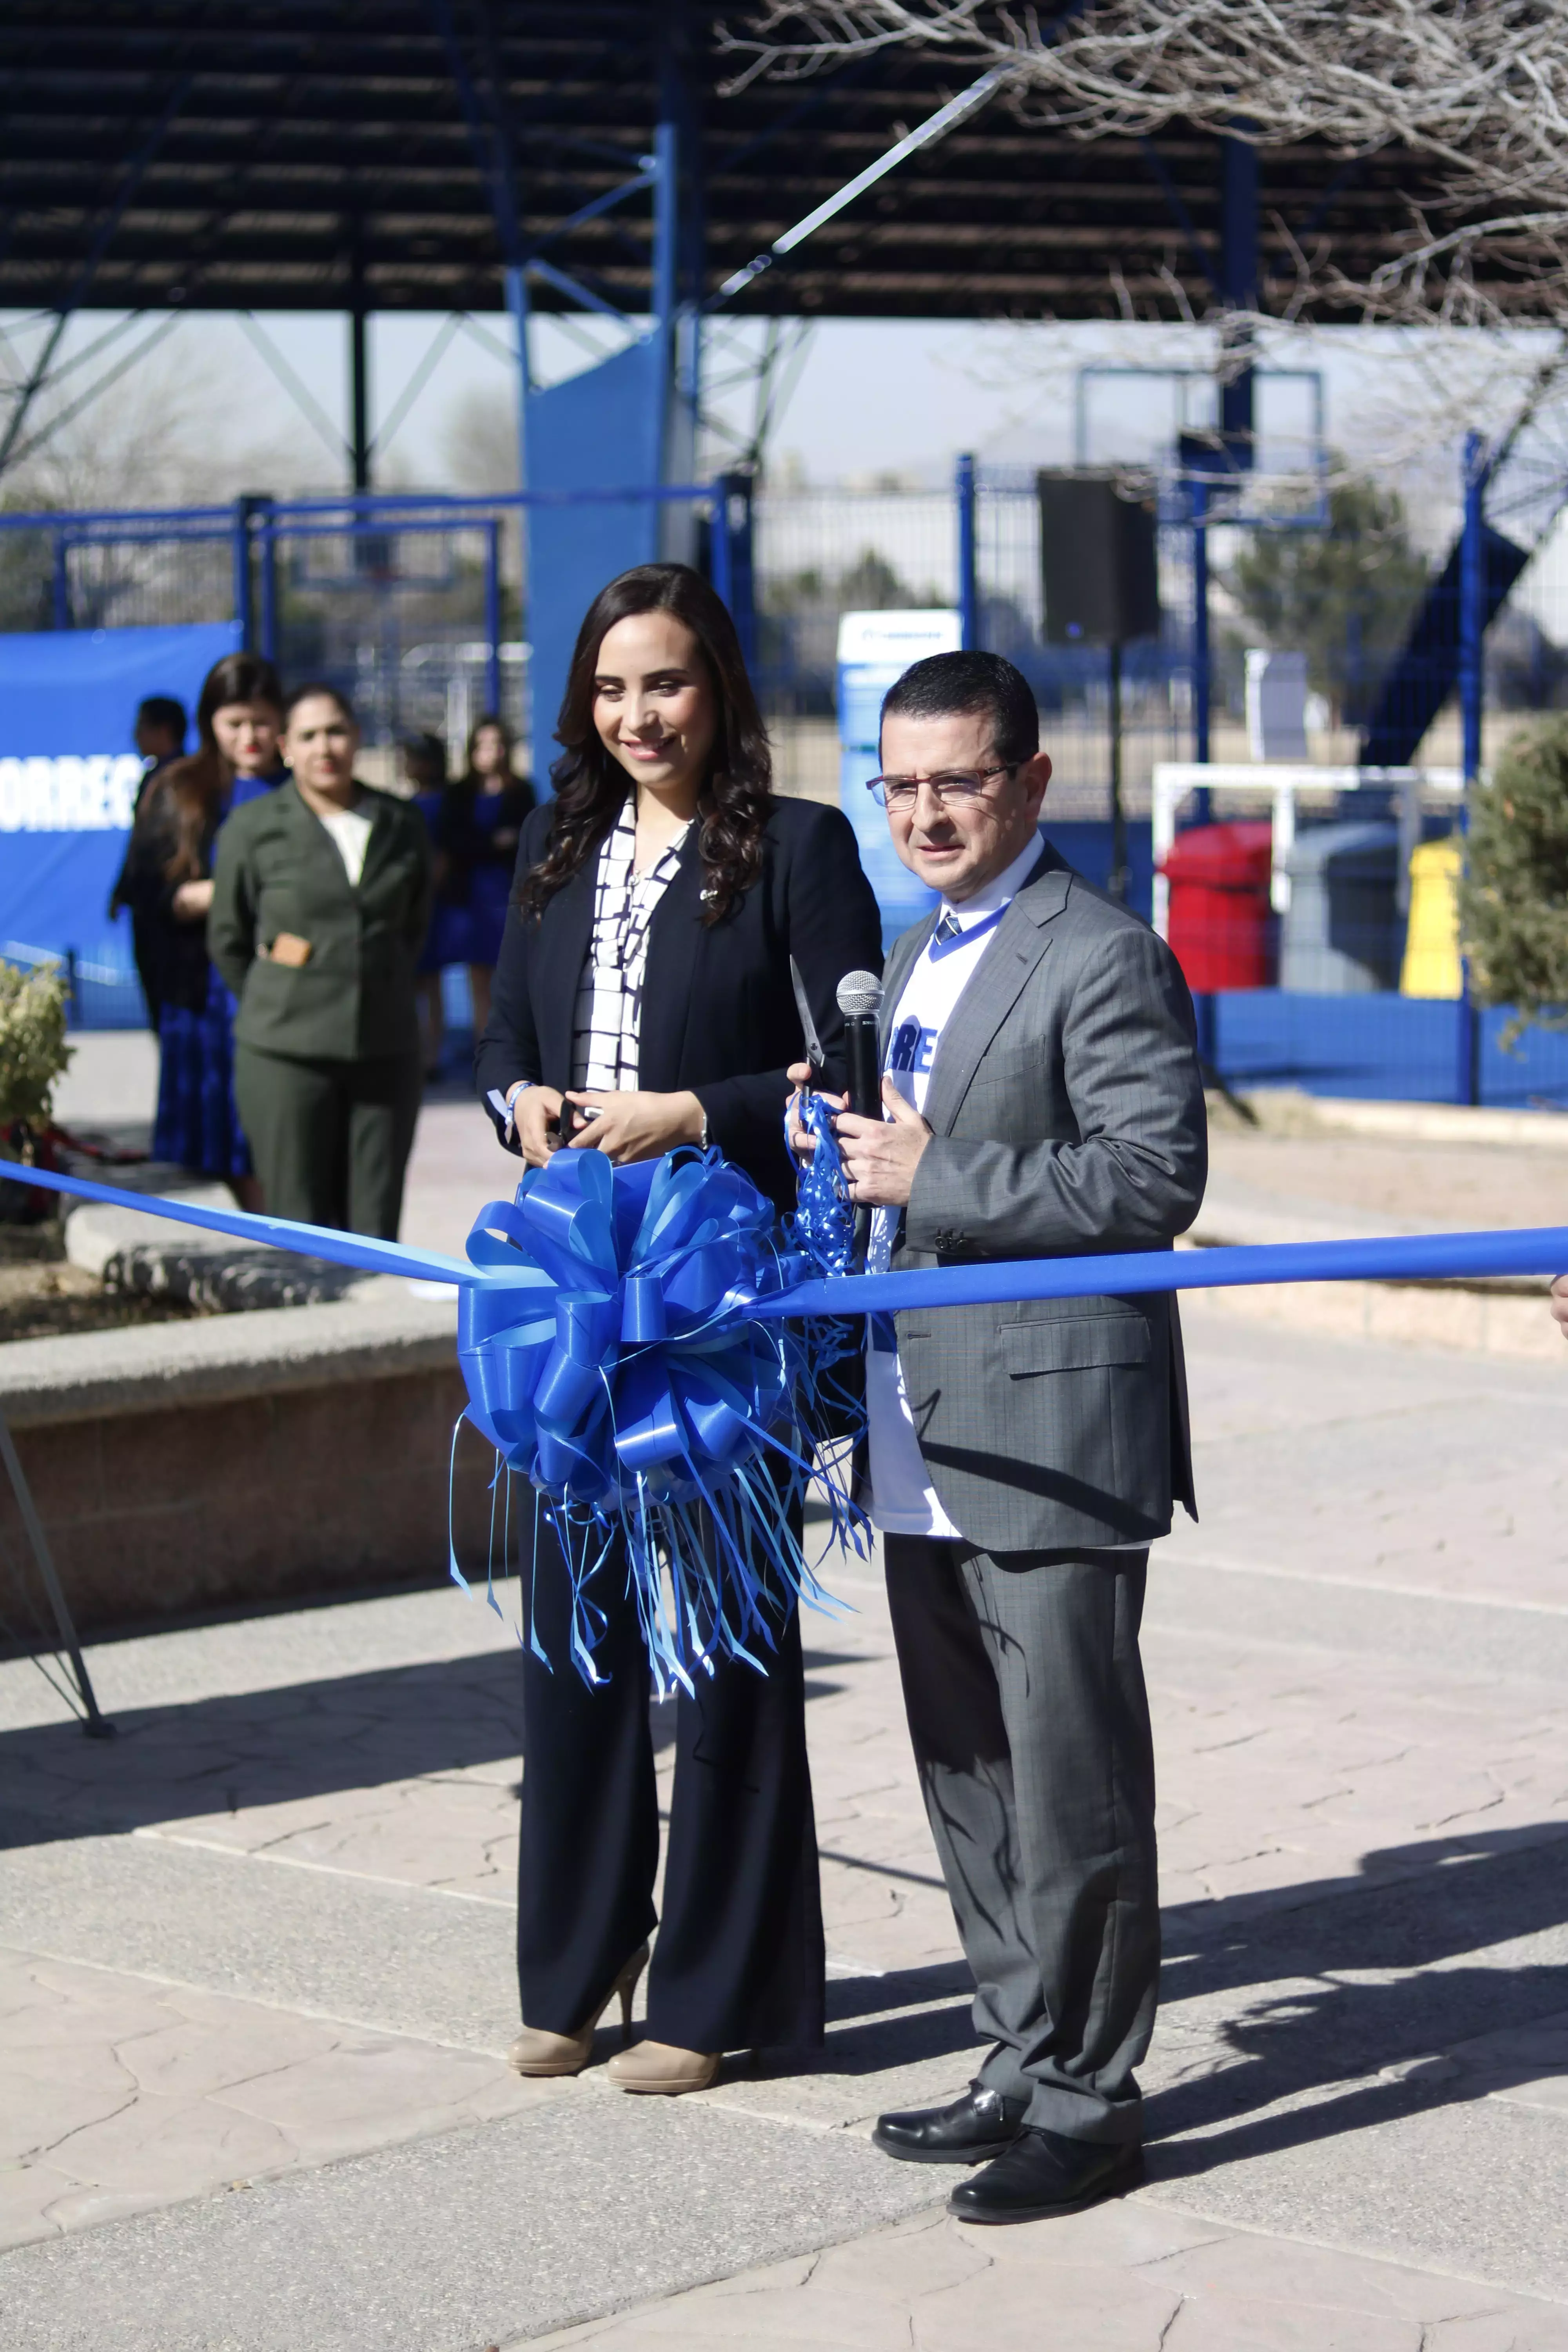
[873,2082,1029,2165]
[947,2127,1143,2223]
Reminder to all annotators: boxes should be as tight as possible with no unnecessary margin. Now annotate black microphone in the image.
[837,967,884,1117]
[836,969,884,1264]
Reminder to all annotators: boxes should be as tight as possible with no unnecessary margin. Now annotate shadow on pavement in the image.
[0,1647,852,1849]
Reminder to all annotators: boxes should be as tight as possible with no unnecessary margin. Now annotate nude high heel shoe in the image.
[506,1943,650,2078]
[606,2040,721,2095]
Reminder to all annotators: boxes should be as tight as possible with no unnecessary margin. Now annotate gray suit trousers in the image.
[884,1537,1158,2145]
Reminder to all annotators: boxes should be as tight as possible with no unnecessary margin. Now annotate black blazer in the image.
[474,795,884,1212]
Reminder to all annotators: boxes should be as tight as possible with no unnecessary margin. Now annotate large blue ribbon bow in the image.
[455,1145,860,1690]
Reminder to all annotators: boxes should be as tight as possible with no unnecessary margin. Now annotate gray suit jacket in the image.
[882,840,1207,1552]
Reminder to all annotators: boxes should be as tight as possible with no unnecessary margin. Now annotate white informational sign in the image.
[837,609,964,750]
[1245,648,1310,762]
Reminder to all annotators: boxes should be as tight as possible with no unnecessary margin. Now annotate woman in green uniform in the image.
[209,683,432,1238]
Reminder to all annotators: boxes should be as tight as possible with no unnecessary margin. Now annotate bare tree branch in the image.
[720,2,1568,327]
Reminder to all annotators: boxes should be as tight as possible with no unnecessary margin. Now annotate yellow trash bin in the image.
[1400,836,1463,998]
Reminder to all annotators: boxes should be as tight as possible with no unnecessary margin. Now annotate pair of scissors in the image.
[790,956,826,1094]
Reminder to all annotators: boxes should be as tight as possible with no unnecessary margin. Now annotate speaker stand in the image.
[0,1409,113,1737]
[1108,639,1128,904]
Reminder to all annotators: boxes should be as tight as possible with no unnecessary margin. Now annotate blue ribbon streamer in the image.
[7,1156,1566,1310]
[6,1149,1568,1686]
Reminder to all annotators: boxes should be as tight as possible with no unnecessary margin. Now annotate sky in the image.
[4,303,1567,629]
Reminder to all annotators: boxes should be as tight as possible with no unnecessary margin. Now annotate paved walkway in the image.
[3,1309,1567,2347]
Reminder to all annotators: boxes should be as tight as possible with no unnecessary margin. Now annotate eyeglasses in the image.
[865,762,1016,811]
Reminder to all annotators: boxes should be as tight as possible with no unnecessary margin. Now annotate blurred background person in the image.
[108,693,189,1033]
[211,684,432,1238]
[445,713,535,1036]
[401,731,458,1079]
[116,655,286,1204]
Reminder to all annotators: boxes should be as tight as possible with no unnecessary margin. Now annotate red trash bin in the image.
[1159,820,1276,991]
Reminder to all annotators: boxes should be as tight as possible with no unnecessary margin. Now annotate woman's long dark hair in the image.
[519,563,772,925]
[158,652,285,881]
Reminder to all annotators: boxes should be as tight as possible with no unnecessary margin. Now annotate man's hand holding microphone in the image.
[786,969,932,1216]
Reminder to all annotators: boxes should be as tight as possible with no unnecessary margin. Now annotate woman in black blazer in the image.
[475,561,882,2095]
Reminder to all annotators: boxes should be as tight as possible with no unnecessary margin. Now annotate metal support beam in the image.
[349,307,370,492]
[1459,432,1486,788]
[710,471,756,670]
[714,69,1007,308]
[1108,639,1127,904]
[1191,472,1212,807]
[0,75,191,474]
[483,518,503,717]
[956,452,979,652]
[1456,432,1486,1107]
[1220,131,1258,465]
[505,264,531,493]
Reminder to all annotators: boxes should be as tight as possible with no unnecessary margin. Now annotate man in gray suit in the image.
[792,650,1206,2223]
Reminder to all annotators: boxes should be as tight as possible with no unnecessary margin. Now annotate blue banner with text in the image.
[0,621,241,971]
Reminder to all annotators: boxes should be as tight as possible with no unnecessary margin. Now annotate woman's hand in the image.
[514,1084,564,1168]
[564,1089,705,1165]
[172,878,214,921]
[785,1060,845,1161]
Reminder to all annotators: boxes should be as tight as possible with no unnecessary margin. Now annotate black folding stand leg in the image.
[0,1408,113,1737]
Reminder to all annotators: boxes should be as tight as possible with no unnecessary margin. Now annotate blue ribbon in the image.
[454,1144,863,1693]
[6,1149,1568,1686]
[9,1154,1566,1312]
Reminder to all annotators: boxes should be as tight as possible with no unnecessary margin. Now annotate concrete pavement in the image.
[2,1309,1567,2346]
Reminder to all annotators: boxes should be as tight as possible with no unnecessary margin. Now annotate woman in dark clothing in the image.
[444,713,536,1036]
[402,731,456,1077]
[108,694,189,1031]
[209,685,432,1240]
[474,562,882,2097]
[117,653,287,1202]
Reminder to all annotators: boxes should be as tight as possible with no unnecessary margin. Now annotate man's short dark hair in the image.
[136,695,187,742]
[879,651,1039,768]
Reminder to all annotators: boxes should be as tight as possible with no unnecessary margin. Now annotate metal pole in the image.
[52,531,70,630]
[232,497,256,648]
[716,471,756,673]
[652,103,679,508]
[1456,430,1485,1106]
[0,1408,113,1736]
[349,308,370,492]
[505,263,531,473]
[1219,129,1258,470]
[483,517,503,717]
[956,451,978,651]
[1108,639,1127,903]
[1459,431,1485,788]
[257,497,278,661]
[1191,474,1212,820]
[710,480,733,614]
[505,264,534,771]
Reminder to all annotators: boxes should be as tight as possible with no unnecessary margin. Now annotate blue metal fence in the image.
[4,456,1568,1104]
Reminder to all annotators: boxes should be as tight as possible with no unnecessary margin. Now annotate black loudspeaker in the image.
[1037,472,1161,645]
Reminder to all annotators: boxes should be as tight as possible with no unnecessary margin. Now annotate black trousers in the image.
[234,1044,422,1238]
[884,1536,1159,2146]
[516,1503,825,2056]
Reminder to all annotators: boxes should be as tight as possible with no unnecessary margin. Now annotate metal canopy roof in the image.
[0,3,1510,323]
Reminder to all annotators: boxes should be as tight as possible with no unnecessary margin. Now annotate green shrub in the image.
[0,958,71,1139]
[1459,718,1568,1041]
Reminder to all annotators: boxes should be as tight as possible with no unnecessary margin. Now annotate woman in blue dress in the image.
[444,713,535,1037]
[119,653,287,1205]
[401,731,459,1077]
